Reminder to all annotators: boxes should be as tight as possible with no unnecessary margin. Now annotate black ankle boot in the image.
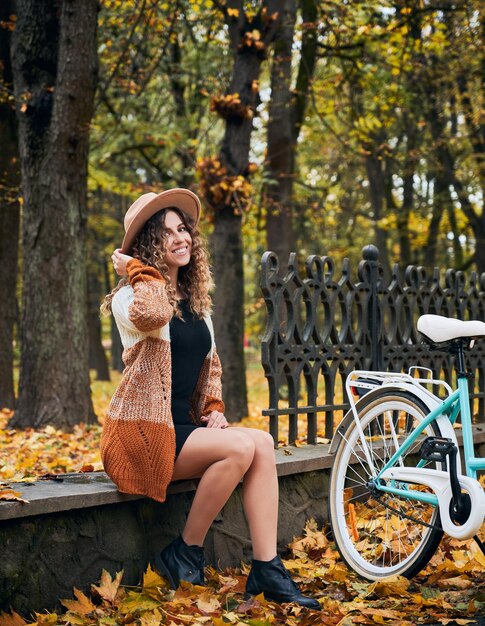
[245,555,320,610]
[153,535,206,589]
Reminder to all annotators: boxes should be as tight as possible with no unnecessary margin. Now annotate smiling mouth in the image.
[172,246,189,256]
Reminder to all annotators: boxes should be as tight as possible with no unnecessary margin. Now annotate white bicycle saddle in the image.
[417,314,485,343]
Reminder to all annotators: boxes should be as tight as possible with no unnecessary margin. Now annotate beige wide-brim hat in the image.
[121,188,201,254]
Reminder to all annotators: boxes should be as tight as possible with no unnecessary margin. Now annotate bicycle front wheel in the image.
[329,389,445,580]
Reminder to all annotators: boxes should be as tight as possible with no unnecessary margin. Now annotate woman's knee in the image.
[252,430,276,459]
[225,431,255,471]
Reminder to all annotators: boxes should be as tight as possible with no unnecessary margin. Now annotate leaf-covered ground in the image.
[0,519,484,626]
[1,367,484,623]
[0,365,322,484]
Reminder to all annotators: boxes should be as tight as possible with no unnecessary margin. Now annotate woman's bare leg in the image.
[172,428,255,546]
[231,428,278,561]
[172,427,278,561]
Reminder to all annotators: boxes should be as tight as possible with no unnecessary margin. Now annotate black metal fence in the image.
[260,245,485,446]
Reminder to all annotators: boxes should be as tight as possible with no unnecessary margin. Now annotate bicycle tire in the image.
[329,388,445,580]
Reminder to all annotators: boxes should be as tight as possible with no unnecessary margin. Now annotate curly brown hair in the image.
[101,207,213,319]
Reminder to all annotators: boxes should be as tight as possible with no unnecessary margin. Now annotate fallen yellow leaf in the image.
[60,588,95,614]
[437,576,473,590]
[91,569,124,604]
[0,488,28,503]
[369,576,410,598]
[195,590,221,613]
[0,611,28,626]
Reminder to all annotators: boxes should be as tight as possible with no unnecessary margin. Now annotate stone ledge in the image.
[1,424,483,523]
[0,444,331,521]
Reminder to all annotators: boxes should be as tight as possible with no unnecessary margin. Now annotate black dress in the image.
[170,299,211,457]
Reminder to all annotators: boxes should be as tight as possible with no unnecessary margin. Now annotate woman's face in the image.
[162,210,193,271]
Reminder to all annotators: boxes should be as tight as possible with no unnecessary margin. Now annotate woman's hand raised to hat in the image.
[111,249,133,277]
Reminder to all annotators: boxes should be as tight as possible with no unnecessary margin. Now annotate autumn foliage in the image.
[1,388,484,623]
[0,519,483,625]
[210,93,254,120]
[196,157,254,216]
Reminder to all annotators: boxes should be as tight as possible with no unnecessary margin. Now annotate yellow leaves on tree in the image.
[239,29,266,53]
[197,157,254,216]
[210,93,254,121]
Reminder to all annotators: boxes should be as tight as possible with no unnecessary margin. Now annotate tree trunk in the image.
[210,1,280,420]
[265,0,297,260]
[10,0,98,429]
[211,209,247,419]
[103,259,124,372]
[447,200,464,269]
[169,36,196,188]
[265,0,318,260]
[212,41,260,422]
[290,0,318,147]
[399,114,418,266]
[364,146,391,281]
[424,64,484,273]
[350,75,391,280]
[88,268,110,381]
[0,2,20,409]
[424,176,446,269]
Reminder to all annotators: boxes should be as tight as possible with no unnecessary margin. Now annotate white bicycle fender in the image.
[330,383,460,457]
[380,467,485,540]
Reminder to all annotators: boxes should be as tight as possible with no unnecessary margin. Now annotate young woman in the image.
[100,188,319,609]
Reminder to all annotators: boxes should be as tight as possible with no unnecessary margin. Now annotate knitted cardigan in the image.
[100,258,225,503]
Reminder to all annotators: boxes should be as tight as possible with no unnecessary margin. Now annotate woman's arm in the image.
[201,350,225,415]
[111,251,172,334]
[125,259,172,332]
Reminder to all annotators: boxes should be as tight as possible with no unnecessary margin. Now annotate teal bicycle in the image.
[329,314,485,580]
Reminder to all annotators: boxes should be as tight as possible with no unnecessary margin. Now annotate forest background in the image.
[0,0,483,434]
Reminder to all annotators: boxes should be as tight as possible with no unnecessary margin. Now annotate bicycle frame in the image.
[375,377,485,483]
[345,370,485,539]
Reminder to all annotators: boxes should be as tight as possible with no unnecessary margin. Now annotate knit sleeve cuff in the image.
[126,259,165,286]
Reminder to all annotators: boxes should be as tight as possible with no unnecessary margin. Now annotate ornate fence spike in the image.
[261,247,485,447]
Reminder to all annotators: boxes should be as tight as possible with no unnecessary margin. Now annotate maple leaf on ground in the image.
[289,518,330,559]
[0,488,28,503]
[141,565,169,599]
[437,576,474,590]
[117,590,161,614]
[91,569,124,604]
[32,613,58,626]
[324,563,351,583]
[367,576,411,598]
[138,609,164,626]
[466,551,485,571]
[60,587,96,614]
[0,611,28,626]
[173,582,206,605]
[325,583,353,602]
[195,590,221,613]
